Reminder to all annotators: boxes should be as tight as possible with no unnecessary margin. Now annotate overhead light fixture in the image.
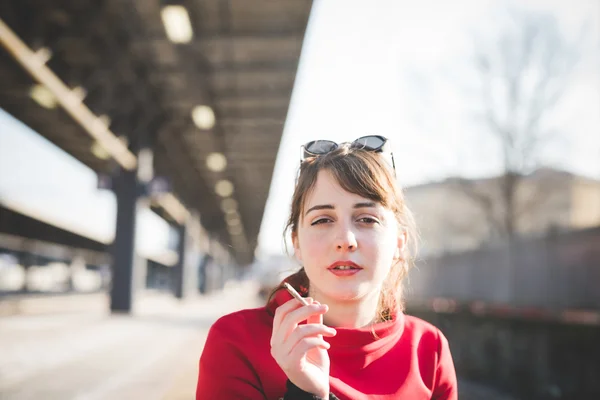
[29,84,57,109]
[225,212,241,226]
[221,198,238,213]
[98,115,111,126]
[206,152,227,172]
[215,180,234,197]
[228,225,243,236]
[91,142,111,160]
[137,148,154,183]
[33,47,52,64]
[72,86,87,101]
[161,5,193,44]
[226,218,241,227]
[191,105,215,130]
[232,235,249,252]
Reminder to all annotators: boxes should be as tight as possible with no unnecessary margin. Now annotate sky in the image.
[0,0,598,262]
[256,0,600,256]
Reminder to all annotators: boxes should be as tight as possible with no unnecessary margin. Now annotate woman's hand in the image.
[270,297,337,398]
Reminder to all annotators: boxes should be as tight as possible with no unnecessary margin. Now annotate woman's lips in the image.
[327,261,363,277]
[328,268,361,277]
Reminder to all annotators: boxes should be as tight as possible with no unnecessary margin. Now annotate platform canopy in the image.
[0,0,312,265]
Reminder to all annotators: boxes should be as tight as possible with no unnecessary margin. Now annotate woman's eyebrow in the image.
[305,204,333,216]
[304,202,376,216]
[353,202,376,209]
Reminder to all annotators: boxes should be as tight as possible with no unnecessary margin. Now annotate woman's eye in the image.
[311,218,331,226]
[358,217,378,224]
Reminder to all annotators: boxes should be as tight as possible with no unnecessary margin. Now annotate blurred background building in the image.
[406,168,600,256]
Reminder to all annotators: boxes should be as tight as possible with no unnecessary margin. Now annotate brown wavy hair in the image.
[268,144,418,322]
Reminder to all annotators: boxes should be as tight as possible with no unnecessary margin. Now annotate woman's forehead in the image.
[304,170,379,208]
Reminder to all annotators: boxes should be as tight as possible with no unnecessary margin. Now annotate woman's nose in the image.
[334,226,358,251]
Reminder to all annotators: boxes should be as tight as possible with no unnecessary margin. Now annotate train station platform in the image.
[0,281,514,400]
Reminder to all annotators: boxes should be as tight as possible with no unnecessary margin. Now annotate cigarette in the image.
[283,282,309,306]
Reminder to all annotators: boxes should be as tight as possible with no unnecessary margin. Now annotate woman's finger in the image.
[306,301,324,326]
[271,297,312,346]
[273,297,312,330]
[276,303,328,344]
[288,336,331,361]
[280,323,336,356]
[307,301,325,345]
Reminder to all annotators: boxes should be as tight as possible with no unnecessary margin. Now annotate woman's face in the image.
[293,170,405,302]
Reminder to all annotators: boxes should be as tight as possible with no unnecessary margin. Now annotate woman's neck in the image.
[310,288,380,329]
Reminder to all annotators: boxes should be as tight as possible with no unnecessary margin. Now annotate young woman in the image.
[196,136,457,399]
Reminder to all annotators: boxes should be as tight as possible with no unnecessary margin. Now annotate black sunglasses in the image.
[301,135,396,173]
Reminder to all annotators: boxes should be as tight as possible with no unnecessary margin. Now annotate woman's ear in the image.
[394,231,407,260]
[292,232,303,262]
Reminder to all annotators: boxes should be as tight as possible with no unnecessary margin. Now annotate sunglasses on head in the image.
[301,135,396,173]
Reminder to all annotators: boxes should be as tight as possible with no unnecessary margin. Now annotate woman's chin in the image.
[323,283,371,302]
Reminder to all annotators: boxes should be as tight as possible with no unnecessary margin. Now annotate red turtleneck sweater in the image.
[196,289,457,399]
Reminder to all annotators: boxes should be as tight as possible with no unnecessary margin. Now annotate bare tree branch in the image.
[455,9,580,243]
[452,178,504,237]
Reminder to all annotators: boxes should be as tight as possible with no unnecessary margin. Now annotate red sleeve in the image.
[432,330,458,400]
[196,314,266,400]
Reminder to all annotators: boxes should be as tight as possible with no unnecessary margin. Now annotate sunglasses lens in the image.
[353,136,386,150]
[305,140,338,155]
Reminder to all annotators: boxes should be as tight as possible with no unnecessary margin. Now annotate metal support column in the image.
[110,168,139,313]
[173,215,201,299]
[173,223,187,299]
